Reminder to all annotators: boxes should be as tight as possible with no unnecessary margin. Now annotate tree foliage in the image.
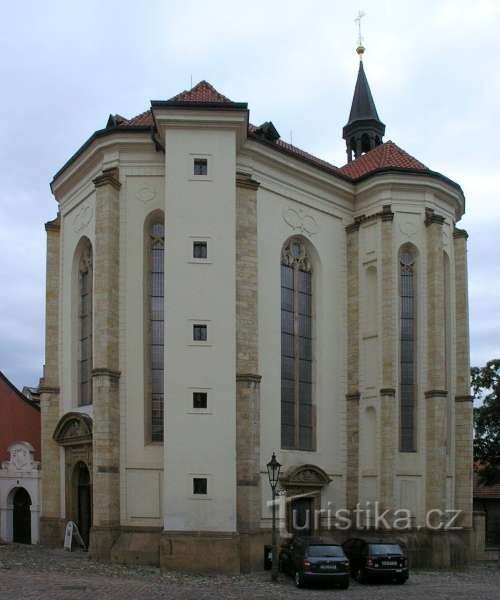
[473,359,500,486]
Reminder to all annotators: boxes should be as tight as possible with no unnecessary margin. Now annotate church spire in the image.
[342,16,385,162]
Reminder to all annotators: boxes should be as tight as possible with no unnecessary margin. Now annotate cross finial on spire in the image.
[355,10,366,60]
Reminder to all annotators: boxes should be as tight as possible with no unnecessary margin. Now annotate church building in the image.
[39,47,473,571]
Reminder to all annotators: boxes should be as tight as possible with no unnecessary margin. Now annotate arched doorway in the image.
[13,488,31,544]
[74,462,91,547]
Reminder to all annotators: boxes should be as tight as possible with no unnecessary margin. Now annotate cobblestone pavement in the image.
[1,544,499,600]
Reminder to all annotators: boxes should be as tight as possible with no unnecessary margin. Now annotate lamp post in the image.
[267,451,281,581]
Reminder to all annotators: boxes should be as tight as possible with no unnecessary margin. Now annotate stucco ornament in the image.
[6,442,36,471]
[398,217,418,239]
[136,187,157,203]
[72,205,94,233]
[282,208,319,236]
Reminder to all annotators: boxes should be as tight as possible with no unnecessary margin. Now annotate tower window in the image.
[193,391,208,409]
[193,158,208,176]
[281,237,314,451]
[193,477,208,495]
[193,241,208,259]
[78,240,93,407]
[400,248,417,452]
[149,220,165,442]
[193,324,207,341]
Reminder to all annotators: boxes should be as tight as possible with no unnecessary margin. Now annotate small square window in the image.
[193,477,207,495]
[193,324,207,341]
[193,241,208,259]
[193,392,208,409]
[193,158,208,176]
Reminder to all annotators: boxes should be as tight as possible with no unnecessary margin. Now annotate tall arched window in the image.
[281,237,314,450]
[399,246,417,452]
[78,240,93,406]
[147,217,165,442]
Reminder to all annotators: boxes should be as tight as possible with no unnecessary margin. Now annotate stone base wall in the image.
[40,517,66,547]
[160,531,241,574]
[110,527,162,566]
[89,526,121,560]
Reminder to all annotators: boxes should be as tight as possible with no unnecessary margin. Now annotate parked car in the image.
[342,538,409,584]
[279,536,350,588]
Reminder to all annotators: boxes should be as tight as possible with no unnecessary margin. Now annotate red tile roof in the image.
[474,468,500,499]
[100,83,435,185]
[339,140,429,179]
[167,80,234,104]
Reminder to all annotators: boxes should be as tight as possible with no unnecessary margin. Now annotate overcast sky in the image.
[0,0,499,389]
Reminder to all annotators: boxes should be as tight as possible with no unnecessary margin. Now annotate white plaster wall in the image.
[163,128,237,532]
[119,166,165,526]
[257,179,348,517]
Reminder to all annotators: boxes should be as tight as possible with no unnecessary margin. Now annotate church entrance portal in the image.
[13,487,31,544]
[75,462,91,547]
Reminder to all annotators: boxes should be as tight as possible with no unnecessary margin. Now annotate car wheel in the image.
[295,571,304,588]
[356,568,367,584]
[339,577,350,589]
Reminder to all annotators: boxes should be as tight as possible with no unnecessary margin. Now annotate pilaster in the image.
[90,167,121,558]
[40,214,64,545]
[235,173,261,571]
[379,206,397,512]
[425,209,448,521]
[345,221,360,511]
[453,228,473,528]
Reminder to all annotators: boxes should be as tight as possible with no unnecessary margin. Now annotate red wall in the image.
[0,372,41,462]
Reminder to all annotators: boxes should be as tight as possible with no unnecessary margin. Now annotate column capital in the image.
[453,227,469,240]
[380,388,396,397]
[45,214,61,232]
[236,171,260,190]
[93,167,121,190]
[424,389,448,398]
[346,392,361,401]
[455,394,473,402]
[424,207,446,226]
[381,204,394,222]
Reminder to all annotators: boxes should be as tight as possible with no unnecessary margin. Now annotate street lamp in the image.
[267,451,281,581]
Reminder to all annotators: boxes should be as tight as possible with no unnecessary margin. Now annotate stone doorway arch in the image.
[279,464,332,537]
[53,412,93,540]
[11,487,31,544]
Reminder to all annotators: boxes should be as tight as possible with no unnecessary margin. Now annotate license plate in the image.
[382,561,398,566]
[320,564,336,570]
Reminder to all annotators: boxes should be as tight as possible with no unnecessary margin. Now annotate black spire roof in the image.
[342,57,385,162]
[347,60,381,124]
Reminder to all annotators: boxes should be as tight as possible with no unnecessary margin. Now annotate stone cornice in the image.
[44,214,61,232]
[236,373,262,383]
[380,388,396,397]
[93,167,121,190]
[424,389,448,398]
[453,227,469,240]
[236,172,260,190]
[38,385,60,395]
[424,207,446,226]
[92,368,121,379]
[345,204,394,233]
[455,394,474,402]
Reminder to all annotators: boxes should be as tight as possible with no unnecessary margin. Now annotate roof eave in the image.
[50,125,152,190]
[247,132,352,184]
[151,100,248,110]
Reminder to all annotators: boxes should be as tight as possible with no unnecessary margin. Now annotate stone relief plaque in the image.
[282,208,319,236]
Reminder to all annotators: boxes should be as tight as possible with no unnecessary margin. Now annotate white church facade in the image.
[39,56,473,571]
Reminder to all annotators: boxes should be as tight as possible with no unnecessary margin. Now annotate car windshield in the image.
[307,545,344,558]
[369,544,403,555]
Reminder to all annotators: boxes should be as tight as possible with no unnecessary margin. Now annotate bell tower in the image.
[342,16,385,162]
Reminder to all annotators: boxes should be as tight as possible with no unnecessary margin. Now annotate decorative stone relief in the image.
[2,442,38,472]
[72,205,93,233]
[398,215,419,239]
[136,187,157,204]
[282,207,319,236]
